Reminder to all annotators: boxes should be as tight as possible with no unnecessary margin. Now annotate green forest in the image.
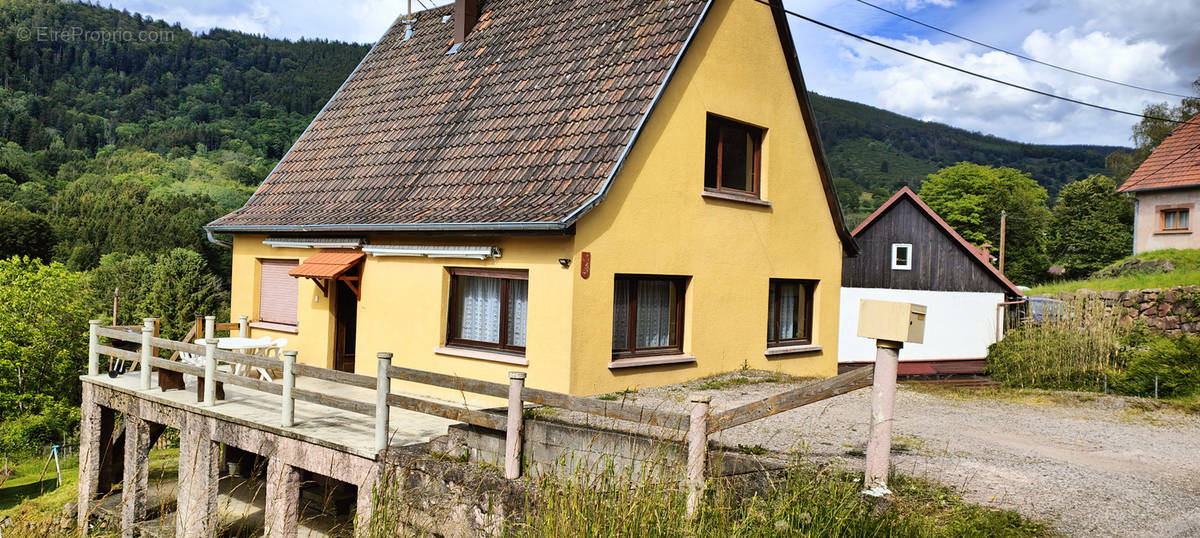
[0,0,1192,461]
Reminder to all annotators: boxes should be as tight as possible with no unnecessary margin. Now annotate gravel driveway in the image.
[625,371,1200,538]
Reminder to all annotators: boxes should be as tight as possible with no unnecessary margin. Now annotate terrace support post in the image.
[282,351,297,427]
[140,319,154,390]
[238,315,249,338]
[203,315,217,406]
[505,372,526,479]
[176,414,219,538]
[686,394,711,518]
[120,414,150,537]
[355,467,380,538]
[864,341,902,493]
[77,384,101,533]
[264,458,301,538]
[375,352,393,454]
[88,319,101,376]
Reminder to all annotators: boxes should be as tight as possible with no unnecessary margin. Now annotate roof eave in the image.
[205,221,571,234]
[1117,183,1200,194]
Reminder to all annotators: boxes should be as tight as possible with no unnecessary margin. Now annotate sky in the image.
[102,0,1200,147]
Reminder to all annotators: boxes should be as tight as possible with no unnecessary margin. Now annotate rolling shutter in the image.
[259,259,299,325]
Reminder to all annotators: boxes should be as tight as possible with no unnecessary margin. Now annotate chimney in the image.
[454,0,479,44]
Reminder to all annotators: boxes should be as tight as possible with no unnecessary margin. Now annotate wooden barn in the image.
[838,187,1023,375]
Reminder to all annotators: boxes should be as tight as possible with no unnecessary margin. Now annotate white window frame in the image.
[891,243,912,270]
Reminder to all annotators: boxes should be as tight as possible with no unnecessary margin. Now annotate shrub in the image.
[987,297,1124,391]
[1114,336,1200,399]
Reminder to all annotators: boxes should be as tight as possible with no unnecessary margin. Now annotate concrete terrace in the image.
[84,373,463,459]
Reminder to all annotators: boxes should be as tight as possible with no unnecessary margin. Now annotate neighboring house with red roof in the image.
[207,0,856,396]
[1118,114,1200,253]
[838,187,1022,374]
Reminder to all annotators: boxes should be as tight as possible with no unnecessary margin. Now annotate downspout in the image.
[995,298,1027,342]
[206,229,232,249]
[1129,194,1138,254]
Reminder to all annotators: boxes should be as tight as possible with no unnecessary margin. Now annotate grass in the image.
[508,459,1048,537]
[0,447,180,531]
[908,384,1200,417]
[1030,249,1200,294]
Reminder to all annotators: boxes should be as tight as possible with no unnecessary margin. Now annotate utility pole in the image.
[998,210,1007,275]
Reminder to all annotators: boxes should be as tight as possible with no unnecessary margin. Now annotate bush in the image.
[987,297,1124,391]
[0,402,79,455]
[1114,336,1200,399]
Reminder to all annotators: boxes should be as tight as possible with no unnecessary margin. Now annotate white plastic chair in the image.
[251,338,288,382]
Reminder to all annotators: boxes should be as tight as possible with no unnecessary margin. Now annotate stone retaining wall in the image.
[1048,285,1200,336]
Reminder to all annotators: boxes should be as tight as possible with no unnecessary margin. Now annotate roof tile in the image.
[1118,113,1200,192]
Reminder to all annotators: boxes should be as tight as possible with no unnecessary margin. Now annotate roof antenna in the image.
[402,0,415,42]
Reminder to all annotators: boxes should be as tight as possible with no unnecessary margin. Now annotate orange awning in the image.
[288,250,365,279]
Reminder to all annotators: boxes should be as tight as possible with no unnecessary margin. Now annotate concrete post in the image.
[140,319,154,390]
[265,458,301,538]
[120,414,150,536]
[203,316,217,406]
[686,394,711,518]
[864,341,901,491]
[505,372,526,479]
[238,315,249,338]
[77,384,101,533]
[176,414,219,538]
[88,320,101,376]
[282,351,297,428]
[375,353,392,454]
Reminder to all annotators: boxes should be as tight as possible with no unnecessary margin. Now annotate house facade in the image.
[1118,114,1200,253]
[838,188,1022,372]
[209,0,855,397]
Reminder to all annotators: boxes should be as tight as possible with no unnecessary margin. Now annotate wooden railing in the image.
[88,317,881,517]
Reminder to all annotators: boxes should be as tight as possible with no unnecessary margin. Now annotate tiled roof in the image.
[853,187,1023,297]
[1118,113,1200,192]
[208,0,709,231]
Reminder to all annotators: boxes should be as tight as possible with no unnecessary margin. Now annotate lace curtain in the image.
[507,279,528,347]
[456,276,501,343]
[636,280,674,348]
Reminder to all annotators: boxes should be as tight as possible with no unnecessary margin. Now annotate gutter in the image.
[206,220,568,234]
[206,229,232,249]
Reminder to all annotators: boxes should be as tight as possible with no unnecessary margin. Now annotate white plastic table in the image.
[195,337,278,380]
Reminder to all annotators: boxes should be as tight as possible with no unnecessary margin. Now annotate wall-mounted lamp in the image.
[558,257,571,268]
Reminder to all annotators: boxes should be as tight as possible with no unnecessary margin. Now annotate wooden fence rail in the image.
[89,317,887,520]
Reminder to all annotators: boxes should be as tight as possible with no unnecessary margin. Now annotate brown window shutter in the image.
[259,259,299,325]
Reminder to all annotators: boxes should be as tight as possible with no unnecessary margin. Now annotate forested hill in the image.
[808,93,1125,223]
[0,0,1126,275]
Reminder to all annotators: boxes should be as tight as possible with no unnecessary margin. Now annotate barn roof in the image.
[853,187,1023,297]
[1118,113,1200,193]
[205,0,856,253]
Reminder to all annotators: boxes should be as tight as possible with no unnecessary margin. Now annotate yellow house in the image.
[206,0,857,397]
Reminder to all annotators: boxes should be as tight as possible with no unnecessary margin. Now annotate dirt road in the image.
[634,373,1200,537]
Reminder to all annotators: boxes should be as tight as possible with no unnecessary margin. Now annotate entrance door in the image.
[333,279,358,373]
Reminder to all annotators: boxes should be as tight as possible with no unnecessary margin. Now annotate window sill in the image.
[608,354,696,369]
[249,321,298,334]
[434,346,529,366]
[764,344,823,357]
[701,189,772,207]
[1154,230,1191,235]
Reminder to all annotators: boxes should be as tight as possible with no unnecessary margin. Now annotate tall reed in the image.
[988,296,1126,391]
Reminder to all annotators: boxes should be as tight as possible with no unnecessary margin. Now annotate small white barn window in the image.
[891,243,912,270]
[258,259,299,326]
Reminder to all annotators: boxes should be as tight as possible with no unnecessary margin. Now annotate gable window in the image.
[612,275,686,358]
[891,243,912,270]
[1162,208,1190,231]
[447,268,528,354]
[259,259,299,326]
[704,115,763,197]
[768,279,815,346]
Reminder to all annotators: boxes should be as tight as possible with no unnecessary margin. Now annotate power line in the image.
[755,0,1186,125]
[854,0,1194,100]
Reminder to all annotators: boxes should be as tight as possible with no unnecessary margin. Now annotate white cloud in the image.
[791,0,1197,146]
